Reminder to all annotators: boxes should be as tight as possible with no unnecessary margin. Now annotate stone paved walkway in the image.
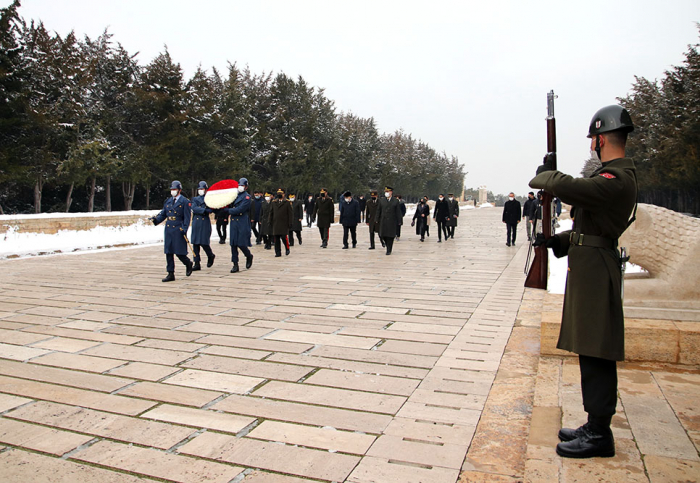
[0,208,698,482]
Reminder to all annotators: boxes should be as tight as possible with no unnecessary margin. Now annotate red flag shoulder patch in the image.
[599,173,616,179]
[188,202,192,206]
[246,195,250,200]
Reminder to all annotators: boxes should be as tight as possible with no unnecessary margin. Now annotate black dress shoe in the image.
[352,243,356,248]
[559,424,587,442]
[219,239,225,244]
[246,254,253,269]
[186,262,193,276]
[285,248,290,256]
[368,246,375,250]
[230,263,239,273]
[275,253,282,257]
[342,245,349,249]
[438,239,442,243]
[556,425,615,459]
[506,242,511,246]
[192,262,201,271]
[207,254,215,268]
[298,238,302,245]
[162,272,175,282]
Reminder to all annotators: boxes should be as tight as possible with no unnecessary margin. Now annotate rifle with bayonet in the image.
[525,90,557,289]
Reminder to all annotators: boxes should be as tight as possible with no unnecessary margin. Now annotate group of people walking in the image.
[152,182,461,281]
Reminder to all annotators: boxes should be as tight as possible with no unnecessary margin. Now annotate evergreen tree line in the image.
[612,28,700,215]
[0,1,464,214]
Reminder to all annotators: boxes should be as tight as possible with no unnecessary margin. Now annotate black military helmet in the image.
[587,105,634,138]
[197,180,208,190]
[170,180,182,190]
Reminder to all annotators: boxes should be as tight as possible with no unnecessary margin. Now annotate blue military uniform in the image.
[153,192,192,275]
[191,192,215,269]
[227,179,254,272]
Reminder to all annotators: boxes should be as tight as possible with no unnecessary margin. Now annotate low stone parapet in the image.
[0,211,161,235]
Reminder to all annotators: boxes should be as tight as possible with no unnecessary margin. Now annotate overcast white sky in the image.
[5,0,699,195]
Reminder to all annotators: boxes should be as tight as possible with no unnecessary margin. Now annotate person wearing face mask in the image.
[261,192,273,249]
[365,190,380,249]
[447,193,459,239]
[358,195,367,223]
[502,192,521,246]
[304,194,315,228]
[433,194,451,243]
[151,180,193,282]
[269,188,293,257]
[376,186,402,255]
[250,190,264,245]
[226,177,254,273]
[190,181,215,271]
[395,194,406,241]
[288,192,304,246]
[312,188,334,248]
[339,191,361,249]
[523,192,537,241]
[530,105,636,459]
[411,196,431,241]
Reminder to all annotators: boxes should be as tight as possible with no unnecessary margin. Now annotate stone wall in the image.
[0,212,158,235]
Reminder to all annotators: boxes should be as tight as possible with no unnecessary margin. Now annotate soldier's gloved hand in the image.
[533,233,560,251]
[411,221,415,227]
[536,153,556,175]
[149,217,157,225]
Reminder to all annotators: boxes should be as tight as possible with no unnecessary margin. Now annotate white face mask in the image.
[345,198,351,203]
[509,196,515,201]
[449,197,453,201]
[265,196,271,201]
[238,186,245,193]
[198,189,205,196]
[590,149,600,162]
[171,190,179,197]
[385,192,391,198]
[439,197,444,201]
[289,197,295,201]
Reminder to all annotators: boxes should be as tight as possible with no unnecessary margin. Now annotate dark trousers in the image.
[193,244,213,263]
[579,355,617,429]
[448,225,455,238]
[166,253,190,272]
[306,212,313,227]
[318,226,329,242]
[274,235,289,255]
[289,230,301,246]
[506,222,517,244]
[343,226,357,247]
[231,244,251,264]
[216,220,227,241]
[263,234,271,248]
[396,224,402,238]
[383,236,394,254]
[437,220,448,240]
[369,225,378,248]
[252,221,261,242]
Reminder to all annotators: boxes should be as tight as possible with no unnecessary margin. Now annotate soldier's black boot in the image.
[207,254,215,268]
[298,235,302,245]
[558,423,587,442]
[186,261,193,277]
[192,261,201,271]
[556,424,615,458]
[246,254,253,269]
[162,272,175,282]
[230,263,239,273]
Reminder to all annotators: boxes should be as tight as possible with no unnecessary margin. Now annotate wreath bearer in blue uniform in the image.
[151,180,193,282]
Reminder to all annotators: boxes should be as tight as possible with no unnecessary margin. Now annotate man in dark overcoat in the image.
[412,196,430,241]
[269,188,293,257]
[376,186,402,255]
[261,192,273,250]
[502,192,521,246]
[447,193,459,239]
[190,180,215,271]
[530,105,637,459]
[214,206,229,244]
[365,190,380,249]
[227,178,254,273]
[313,188,334,248]
[358,195,367,223]
[251,190,264,245]
[433,194,450,242]
[395,194,406,240]
[339,191,361,249]
[522,192,537,241]
[304,194,315,228]
[288,193,304,246]
[152,180,193,282]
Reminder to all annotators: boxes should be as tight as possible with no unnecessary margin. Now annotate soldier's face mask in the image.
[289,196,295,201]
[265,196,271,201]
[198,189,205,196]
[385,192,391,198]
[238,186,245,193]
[171,190,179,197]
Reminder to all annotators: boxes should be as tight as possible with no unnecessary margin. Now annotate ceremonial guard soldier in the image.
[339,191,361,249]
[190,181,215,271]
[365,190,380,249]
[376,186,402,255]
[269,188,293,257]
[227,178,254,273]
[313,188,334,248]
[151,180,193,282]
[447,193,459,239]
[261,192,273,249]
[530,105,637,459]
[288,192,304,246]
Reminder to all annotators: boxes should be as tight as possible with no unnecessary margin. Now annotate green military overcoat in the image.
[529,157,636,361]
[376,196,402,238]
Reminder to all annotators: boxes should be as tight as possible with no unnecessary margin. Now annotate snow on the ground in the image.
[547,219,647,295]
[1,219,164,259]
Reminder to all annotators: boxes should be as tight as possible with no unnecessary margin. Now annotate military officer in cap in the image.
[530,105,637,459]
[313,188,334,248]
[447,193,459,239]
[269,188,293,257]
[365,190,380,249]
[376,186,402,255]
[226,177,254,273]
[190,181,215,271]
[151,180,193,282]
[288,192,304,246]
